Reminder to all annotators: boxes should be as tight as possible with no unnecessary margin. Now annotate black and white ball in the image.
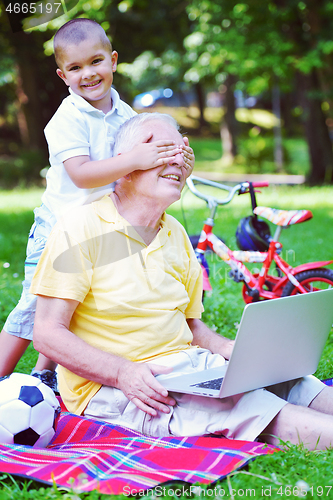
[0,373,60,447]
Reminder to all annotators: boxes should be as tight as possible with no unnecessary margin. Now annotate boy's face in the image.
[56,38,118,112]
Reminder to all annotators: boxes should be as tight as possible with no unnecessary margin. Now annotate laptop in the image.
[156,288,333,398]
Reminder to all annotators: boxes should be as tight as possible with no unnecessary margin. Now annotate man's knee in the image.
[259,400,333,449]
[309,386,333,415]
[259,402,319,444]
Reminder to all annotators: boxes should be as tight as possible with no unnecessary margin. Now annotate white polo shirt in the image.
[42,87,136,219]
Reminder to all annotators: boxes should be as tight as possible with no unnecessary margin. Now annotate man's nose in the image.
[170,151,185,168]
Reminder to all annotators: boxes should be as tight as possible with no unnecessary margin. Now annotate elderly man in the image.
[32,112,333,449]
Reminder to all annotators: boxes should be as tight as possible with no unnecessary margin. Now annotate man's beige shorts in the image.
[84,348,325,441]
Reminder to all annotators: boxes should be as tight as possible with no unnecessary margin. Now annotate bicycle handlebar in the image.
[186,175,269,207]
[251,181,270,188]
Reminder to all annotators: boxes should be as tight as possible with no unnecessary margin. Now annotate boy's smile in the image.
[56,39,118,113]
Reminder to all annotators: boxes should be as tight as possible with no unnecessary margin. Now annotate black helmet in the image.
[235,215,271,252]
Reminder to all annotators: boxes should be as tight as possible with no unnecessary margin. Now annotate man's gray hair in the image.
[114,112,180,155]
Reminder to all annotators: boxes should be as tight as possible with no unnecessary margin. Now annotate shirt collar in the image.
[93,195,169,246]
[68,87,123,116]
[93,194,123,224]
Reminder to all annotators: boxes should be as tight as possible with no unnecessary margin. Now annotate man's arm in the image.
[187,318,234,360]
[33,295,175,416]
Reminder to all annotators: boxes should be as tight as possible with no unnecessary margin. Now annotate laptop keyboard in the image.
[191,377,224,390]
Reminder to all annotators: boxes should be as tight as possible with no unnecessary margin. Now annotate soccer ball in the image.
[0,373,61,447]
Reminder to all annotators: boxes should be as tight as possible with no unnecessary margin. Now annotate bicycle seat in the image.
[253,206,313,226]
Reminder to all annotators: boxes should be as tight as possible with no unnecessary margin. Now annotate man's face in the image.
[131,121,187,206]
[56,38,118,112]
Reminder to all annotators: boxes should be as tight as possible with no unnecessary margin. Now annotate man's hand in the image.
[183,137,195,178]
[187,318,235,360]
[219,338,235,360]
[116,360,176,416]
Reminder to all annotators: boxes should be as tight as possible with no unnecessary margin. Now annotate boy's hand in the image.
[183,137,195,178]
[129,138,183,171]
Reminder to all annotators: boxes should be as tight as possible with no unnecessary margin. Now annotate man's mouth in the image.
[82,80,102,88]
[161,174,181,182]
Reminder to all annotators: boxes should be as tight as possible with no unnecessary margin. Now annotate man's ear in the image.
[56,68,69,86]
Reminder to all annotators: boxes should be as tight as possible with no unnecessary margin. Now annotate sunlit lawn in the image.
[189,136,310,177]
[0,180,333,498]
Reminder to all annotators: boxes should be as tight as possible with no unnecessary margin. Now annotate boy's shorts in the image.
[84,348,325,441]
[3,204,56,340]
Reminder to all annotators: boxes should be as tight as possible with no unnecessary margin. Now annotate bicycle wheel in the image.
[281,268,333,296]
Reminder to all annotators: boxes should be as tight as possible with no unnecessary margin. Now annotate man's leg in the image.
[261,397,333,450]
[0,329,30,377]
[309,386,333,415]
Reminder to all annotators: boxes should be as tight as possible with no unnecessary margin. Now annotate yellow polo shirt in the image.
[31,195,203,414]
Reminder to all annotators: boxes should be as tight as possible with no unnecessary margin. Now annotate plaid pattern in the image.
[0,401,278,495]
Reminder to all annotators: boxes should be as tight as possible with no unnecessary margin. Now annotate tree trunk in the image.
[272,83,283,173]
[9,30,64,150]
[15,69,30,147]
[11,31,46,152]
[220,74,238,164]
[280,90,297,138]
[194,82,207,130]
[297,70,333,184]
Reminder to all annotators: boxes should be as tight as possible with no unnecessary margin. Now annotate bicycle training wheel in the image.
[242,274,284,303]
[281,268,333,296]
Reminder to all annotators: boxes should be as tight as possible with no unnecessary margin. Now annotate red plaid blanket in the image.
[0,407,278,494]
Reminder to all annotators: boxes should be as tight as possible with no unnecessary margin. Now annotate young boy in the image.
[0,18,194,391]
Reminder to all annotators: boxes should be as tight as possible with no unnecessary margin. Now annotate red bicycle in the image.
[186,175,333,303]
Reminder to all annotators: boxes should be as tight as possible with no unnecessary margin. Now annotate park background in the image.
[1,0,333,498]
[3,0,333,186]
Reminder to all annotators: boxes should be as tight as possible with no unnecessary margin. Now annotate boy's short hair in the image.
[114,113,180,156]
[54,19,112,68]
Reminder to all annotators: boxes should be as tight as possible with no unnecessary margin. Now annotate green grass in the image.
[188,136,310,177]
[0,188,43,374]
[1,184,333,498]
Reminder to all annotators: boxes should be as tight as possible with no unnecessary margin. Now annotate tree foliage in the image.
[181,0,333,182]
[2,0,333,184]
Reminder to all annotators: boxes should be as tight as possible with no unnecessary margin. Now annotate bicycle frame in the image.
[188,176,333,302]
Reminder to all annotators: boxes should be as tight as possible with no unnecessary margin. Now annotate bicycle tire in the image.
[281,268,333,296]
